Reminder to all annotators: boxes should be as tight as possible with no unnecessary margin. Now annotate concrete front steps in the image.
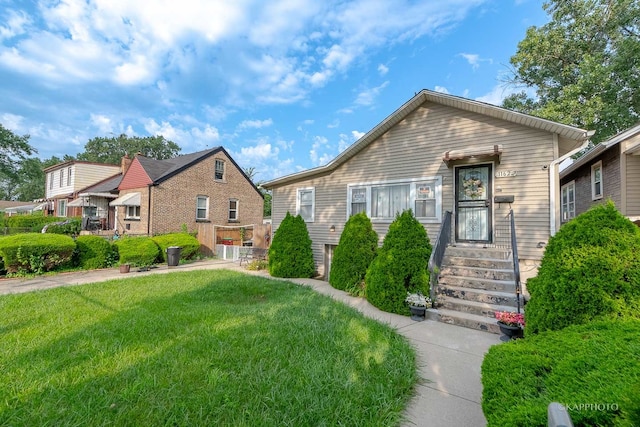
[429,246,521,334]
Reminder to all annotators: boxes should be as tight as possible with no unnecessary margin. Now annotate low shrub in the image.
[5,214,62,232]
[151,233,201,262]
[0,233,76,274]
[113,237,160,267]
[268,212,315,278]
[525,202,640,334]
[329,212,378,296]
[44,218,81,236]
[75,235,116,270]
[481,319,640,426]
[365,210,432,315]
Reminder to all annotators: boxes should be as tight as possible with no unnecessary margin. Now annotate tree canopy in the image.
[504,0,640,143]
[0,125,35,180]
[76,134,181,165]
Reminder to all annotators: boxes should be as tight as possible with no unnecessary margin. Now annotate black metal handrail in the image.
[509,209,522,313]
[427,211,452,304]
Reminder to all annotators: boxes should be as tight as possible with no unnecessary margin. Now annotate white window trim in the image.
[125,205,141,220]
[196,195,209,221]
[49,172,53,190]
[561,180,576,222]
[591,161,603,200]
[215,159,225,181]
[67,167,72,186]
[296,187,315,222]
[59,169,64,187]
[346,176,443,223]
[58,200,67,217]
[228,199,239,221]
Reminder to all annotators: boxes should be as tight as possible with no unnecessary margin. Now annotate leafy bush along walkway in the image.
[0,259,501,427]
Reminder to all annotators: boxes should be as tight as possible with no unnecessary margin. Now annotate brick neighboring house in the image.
[44,161,122,217]
[110,147,263,236]
[560,123,640,225]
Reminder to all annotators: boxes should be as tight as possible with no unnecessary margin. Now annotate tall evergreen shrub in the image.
[268,212,315,278]
[525,202,640,334]
[365,210,432,315]
[329,212,378,295]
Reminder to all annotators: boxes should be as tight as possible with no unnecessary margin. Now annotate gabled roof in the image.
[129,147,264,198]
[136,147,221,183]
[263,89,591,188]
[561,123,640,178]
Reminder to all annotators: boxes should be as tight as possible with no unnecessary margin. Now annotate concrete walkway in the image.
[0,259,501,426]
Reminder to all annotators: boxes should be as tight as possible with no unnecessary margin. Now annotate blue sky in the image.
[0,0,547,182]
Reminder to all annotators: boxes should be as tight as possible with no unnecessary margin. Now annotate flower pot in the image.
[119,264,130,274]
[409,305,426,322]
[498,321,523,341]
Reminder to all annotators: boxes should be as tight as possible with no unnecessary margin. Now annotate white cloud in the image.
[0,9,30,40]
[90,114,114,134]
[354,81,390,106]
[377,63,389,76]
[237,119,274,130]
[310,135,329,165]
[352,130,365,140]
[458,52,492,70]
[434,85,450,94]
[0,113,24,132]
[474,84,532,106]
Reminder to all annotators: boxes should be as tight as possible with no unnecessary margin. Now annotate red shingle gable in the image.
[118,158,152,190]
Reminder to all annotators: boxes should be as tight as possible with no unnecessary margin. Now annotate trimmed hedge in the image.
[44,218,81,236]
[4,214,63,232]
[365,210,432,315]
[113,237,160,267]
[75,235,116,270]
[525,202,640,334]
[268,212,315,278]
[329,212,378,295]
[0,233,76,274]
[151,233,201,262]
[482,319,640,427]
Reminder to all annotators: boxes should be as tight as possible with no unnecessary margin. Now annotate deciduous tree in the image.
[504,0,640,143]
[76,134,180,164]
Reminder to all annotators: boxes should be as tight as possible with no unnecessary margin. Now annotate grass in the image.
[0,270,418,426]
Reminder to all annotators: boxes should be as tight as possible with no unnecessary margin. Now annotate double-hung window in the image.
[215,160,225,181]
[196,196,209,221]
[49,173,53,190]
[297,188,315,222]
[591,161,603,200]
[126,205,140,219]
[59,169,64,187]
[347,177,442,222]
[228,199,238,221]
[561,181,576,222]
[67,167,72,186]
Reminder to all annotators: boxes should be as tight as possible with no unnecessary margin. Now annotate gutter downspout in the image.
[147,184,153,236]
[549,131,594,235]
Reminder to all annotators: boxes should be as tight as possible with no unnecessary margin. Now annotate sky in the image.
[0,0,548,182]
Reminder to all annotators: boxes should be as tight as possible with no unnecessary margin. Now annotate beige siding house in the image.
[263,90,592,280]
[44,161,122,217]
[560,123,640,225]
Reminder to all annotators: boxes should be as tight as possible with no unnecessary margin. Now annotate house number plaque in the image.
[495,170,517,178]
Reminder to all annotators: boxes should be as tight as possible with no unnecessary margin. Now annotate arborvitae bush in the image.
[113,236,160,267]
[329,212,378,295]
[482,319,640,427]
[152,233,201,262]
[525,202,640,335]
[268,212,315,278]
[75,235,115,270]
[0,233,76,274]
[365,210,432,315]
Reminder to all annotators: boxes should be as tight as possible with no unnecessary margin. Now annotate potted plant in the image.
[494,311,525,340]
[405,292,431,321]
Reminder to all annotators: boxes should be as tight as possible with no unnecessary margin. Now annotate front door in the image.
[455,164,492,243]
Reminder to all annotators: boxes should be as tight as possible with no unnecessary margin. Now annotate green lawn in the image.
[0,270,418,426]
